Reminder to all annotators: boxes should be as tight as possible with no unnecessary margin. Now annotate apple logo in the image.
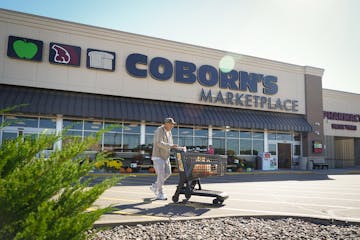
[13,40,38,59]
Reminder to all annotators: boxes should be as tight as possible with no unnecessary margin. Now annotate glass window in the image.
[63,119,83,130]
[212,129,225,154]
[23,132,38,138]
[146,125,158,135]
[84,121,103,131]
[277,133,292,141]
[212,138,225,155]
[22,133,39,147]
[104,132,122,151]
[294,145,301,155]
[123,123,140,151]
[226,130,239,138]
[171,127,179,143]
[194,127,208,150]
[253,132,264,139]
[145,135,154,145]
[104,122,123,132]
[178,127,193,147]
[194,127,208,137]
[62,134,82,147]
[212,129,225,138]
[39,118,56,129]
[253,140,264,155]
[35,131,55,150]
[240,139,252,155]
[83,131,98,137]
[294,133,301,141]
[240,131,252,139]
[269,144,277,156]
[145,125,158,145]
[227,138,239,155]
[5,116,38,128]
[83,131,101,151]
[65,130,82,137]
[268,133,276,140]
[194,137,208,150]
[123,134,140,151]
[179,127,193,136]
[123,123,140,133]
[83,122,102,151]
[2,132,18,143]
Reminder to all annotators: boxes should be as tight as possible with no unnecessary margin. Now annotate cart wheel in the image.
[185,190,191,200]
[190,181,196,190]
[172,195,179,203]
[213,198,224,205]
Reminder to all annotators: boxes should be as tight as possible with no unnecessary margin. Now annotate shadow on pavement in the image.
[109,198,222,218]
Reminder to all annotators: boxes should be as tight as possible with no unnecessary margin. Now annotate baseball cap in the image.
[164,117,176,124]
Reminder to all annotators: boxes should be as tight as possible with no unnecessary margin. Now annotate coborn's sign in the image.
[126,53,299,112]
[126,53,278,94]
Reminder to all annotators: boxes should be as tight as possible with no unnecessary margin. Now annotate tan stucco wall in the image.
[323,89,360,137]
[0,9,325,115]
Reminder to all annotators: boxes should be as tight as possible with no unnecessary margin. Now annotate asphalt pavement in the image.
[91,168,360,227]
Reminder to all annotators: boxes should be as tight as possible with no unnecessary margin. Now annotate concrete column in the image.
[208,126,213,145]
[54,115,63,150]
[264,129,269,152]
[140,121,146,145]
[303,67,325,160]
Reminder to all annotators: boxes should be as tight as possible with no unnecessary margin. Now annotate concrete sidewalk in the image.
[92,168,360,227]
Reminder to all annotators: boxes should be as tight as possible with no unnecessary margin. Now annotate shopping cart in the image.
[172,151,229,205]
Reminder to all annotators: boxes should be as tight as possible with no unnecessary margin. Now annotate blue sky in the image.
[1,0,360,94]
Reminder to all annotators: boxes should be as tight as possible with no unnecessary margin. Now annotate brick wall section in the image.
[303,74,325,159]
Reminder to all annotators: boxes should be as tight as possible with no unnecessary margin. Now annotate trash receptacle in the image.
[258,152,278,170]
[307,159,314,170]
[255,156,262,170]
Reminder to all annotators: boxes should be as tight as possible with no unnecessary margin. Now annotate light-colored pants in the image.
[152,157,172,194]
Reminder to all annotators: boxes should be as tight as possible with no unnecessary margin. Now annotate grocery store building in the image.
[322,89,360,168]
[0,9,358,169]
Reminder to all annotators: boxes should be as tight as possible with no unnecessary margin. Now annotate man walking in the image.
[150,117,179,200]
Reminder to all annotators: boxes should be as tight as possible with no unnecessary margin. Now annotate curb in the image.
[93,214,360,228]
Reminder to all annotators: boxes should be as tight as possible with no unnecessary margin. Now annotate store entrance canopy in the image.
[0,84,313,132]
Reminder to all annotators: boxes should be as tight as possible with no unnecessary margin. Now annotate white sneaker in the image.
[150,184,157,196]
[156,193,167,200]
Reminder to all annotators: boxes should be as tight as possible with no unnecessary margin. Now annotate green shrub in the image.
[0,130,121,240]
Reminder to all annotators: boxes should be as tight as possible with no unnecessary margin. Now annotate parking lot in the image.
[92,171,360,226]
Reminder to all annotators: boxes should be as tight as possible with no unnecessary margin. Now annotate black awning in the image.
[0,84,313,132]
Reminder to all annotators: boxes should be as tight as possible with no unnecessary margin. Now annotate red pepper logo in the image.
[52,44,71,64]
[49,42,81,66]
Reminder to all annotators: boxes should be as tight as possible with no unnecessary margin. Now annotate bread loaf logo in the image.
[7,36,43,61]
[49,42,81,66]
[87,48,115,71]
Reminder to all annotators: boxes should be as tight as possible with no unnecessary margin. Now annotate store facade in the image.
[0,9,327,169]
[323,89,360,168]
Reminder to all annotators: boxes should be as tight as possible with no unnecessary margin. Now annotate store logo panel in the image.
[49,42,81,66]
[87,49,115,71]
[7,36,43,61]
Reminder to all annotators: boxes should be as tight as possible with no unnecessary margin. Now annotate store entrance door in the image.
[278,143,291,169]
